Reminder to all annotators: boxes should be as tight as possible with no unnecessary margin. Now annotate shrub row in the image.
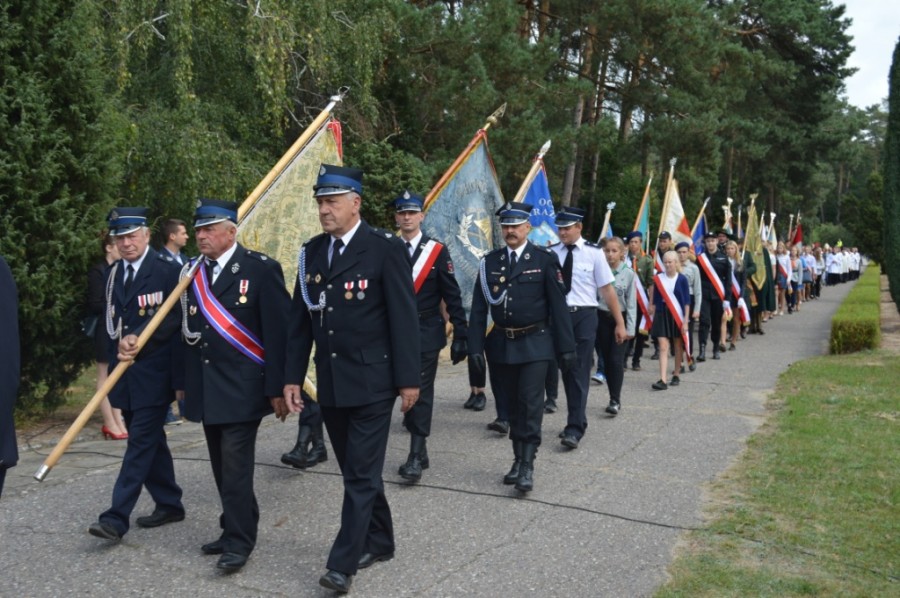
[830,266,882,354]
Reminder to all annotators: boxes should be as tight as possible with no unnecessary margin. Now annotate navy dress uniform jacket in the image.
[286,221,420,405]
[411,235,467,351]
[0,256,19,472]
[469,242,575,364]
[106,249,182,410]
[183,245,290,425]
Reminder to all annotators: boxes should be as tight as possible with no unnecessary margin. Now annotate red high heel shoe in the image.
[102,425,128,440]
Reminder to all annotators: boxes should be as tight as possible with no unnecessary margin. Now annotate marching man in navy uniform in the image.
[549,207,626,449]
[284,165,420,594]
[180,198,291,572]
[89,207,185,542]
[393,190,468,482]
[696,230,733,361]
[468,202,576,493]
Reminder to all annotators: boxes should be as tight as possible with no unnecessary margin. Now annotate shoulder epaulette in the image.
[243,249,274,263]
[369,227,397,242]
[548,241,561,248]
[302,232,329,248]
[583,240,601,249]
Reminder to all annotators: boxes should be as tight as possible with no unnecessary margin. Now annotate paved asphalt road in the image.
[1,280,853,597]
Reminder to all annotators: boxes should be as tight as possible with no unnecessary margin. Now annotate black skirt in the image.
[651,306,681,341]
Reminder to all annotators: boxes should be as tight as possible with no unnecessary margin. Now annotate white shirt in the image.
[331,219,363,262]
[122,245,150,282]
[403,231,423,257]
[207,242,239,284]
[550,236,614,307]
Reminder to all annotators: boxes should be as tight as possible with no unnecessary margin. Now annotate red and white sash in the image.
[655,250,664,273]
[192,262,265,365]
[634,275,652,333]
[411,240,443,294]
[697,253,727,301]
[653,273,691,358]
[730,272,750,323]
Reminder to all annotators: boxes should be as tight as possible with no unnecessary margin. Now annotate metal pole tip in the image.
[33,464,50,482]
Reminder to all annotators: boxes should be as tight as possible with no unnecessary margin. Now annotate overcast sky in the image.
[840,0,899,109]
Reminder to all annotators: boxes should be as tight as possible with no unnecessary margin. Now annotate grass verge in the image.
[656,350,899,597]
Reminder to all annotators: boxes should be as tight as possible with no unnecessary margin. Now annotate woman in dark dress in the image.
[649,251,691,391]
[88,235,128,439]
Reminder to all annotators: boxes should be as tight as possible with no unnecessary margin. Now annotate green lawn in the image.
[657,351,899,597]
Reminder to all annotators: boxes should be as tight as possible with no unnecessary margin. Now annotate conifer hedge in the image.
[885,38,900,310]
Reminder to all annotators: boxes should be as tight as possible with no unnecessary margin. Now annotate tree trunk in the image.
[561,26,594,206]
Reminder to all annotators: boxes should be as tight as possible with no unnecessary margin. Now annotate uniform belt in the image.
[418,308,440,319]
[568,305,594,313]
[496,320,548,339]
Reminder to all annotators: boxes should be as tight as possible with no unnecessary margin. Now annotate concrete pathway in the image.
[0,280,854,597]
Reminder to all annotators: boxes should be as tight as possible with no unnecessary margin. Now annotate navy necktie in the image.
[124,264,134,294]
[563,245,575,294]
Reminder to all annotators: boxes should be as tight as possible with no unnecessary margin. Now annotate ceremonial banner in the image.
[659,179,693,247]
[633,177,652,253]
[744,199,769,292]
[238,120,343,293]
[423,129,505,318]
[692,212,708,255]
[525,167,559,247]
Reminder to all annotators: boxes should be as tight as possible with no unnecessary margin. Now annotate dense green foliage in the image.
[830,267,881,353]
[0,1,890,412]
[0,1,126,414]
[884,38,900,308]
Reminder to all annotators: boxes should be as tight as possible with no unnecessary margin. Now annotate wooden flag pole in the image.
[424,103,507,208]
[657,158,677,238]
[34,90,349,482]
[599,202,616,238]
[239,87,347,221]
[510,140,552,204]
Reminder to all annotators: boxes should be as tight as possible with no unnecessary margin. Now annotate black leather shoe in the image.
[463,392,477,409]
[712,349,721,360]
[652,380,668,391]
[319,570,352,594]
[605,401,620,416]
[560,434,579,449]
[487,419,509,434]
[631,363,642,371]
[358,551,394,569]
[201,539,225,555]
[689,362,697,372]
[216,552,248,572]
[471,392,487,411]
[136,508,185,528]
[543,398,557,414]
[88,521,122,541]
[650,350,659,360]
[670,375,680,386]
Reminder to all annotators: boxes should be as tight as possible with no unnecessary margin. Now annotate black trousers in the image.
[298,392,322,426]
[203,419,261,556]
[626,332,646,367]
[322,398,395,576]
[686,305,697,356]
[596,310,627,404]
[544,358,559,400]
[403,350,440,437]
[491,361,549,446]
[468,353,486,388]
[488,358,510,421]
[699,298,723,347]
[562,309,597,439]
[100,404,183,535]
